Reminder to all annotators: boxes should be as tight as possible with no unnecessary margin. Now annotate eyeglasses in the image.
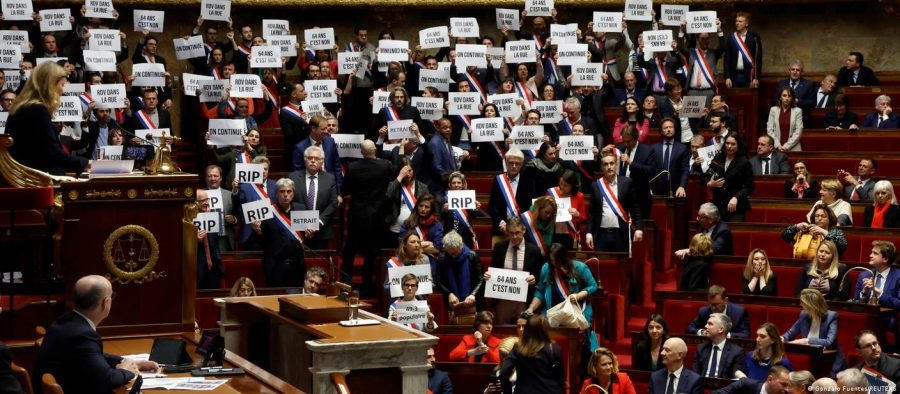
[402,283,418,288]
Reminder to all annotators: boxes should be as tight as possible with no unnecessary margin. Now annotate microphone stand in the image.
[648,170,673,197]
[838,266,878,305]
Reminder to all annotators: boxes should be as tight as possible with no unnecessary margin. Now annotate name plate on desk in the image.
[89,160,134,176]
[278,295,349,324]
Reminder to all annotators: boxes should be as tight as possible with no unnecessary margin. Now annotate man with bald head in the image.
[649,337,702,394]
[33,275,158,393]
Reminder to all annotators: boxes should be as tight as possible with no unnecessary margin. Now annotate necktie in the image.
[663,142,671,170]
[619,160,627,176]
[707,346,720,377]
[203,235,213,270]
[512,245,519,271]
[762,157,770,175]
[665,373,676,394]
[817,93,827,108]
[875,274,884,298]
[851,182,861,201]
[878,117,885,128]
[307,175,317,207]
[790,81,797,90]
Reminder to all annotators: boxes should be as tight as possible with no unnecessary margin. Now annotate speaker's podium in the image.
[60,173,198,335]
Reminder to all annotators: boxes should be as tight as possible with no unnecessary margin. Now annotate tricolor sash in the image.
[453,209,479,249]
[273,206,304,243]
[575,160,594,181]
[210,67,222,80]
[455,114,472,130]
[385,256,403,269]
[520,210,548,255]
[225,98,236,114]
[547,187,579,242]
[282,104,305,122]
[552,269,586,311]
[496,174,519,218]
[134,110,156,130]
[678,53,689,79]
[731,33,756,78]
[142,54,155,64]
[462,72,486,101]
[693,48,717,90]
[400,183,417,211]
[249,183,271,203]
[514,81,534,107]
[413,225,427,241]
[134,96,144,109]
[545,58,559,85]
[386,107,401,121]
[346,42,358,52]
[263,86,280,113]
[236,149,252,164]
[654,58,668,89]
[79,93,93,106]
[491,142,508,172]
[533,34,544,54]
[597,177,632,256]
[237,45,251,56]
[560,118,574,136]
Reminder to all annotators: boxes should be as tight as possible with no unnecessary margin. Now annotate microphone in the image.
[648,170,672,197]
[119,127,160,148]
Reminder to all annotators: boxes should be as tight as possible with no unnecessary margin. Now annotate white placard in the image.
[470,118,504,142]
[174,36,205,60]
[450,18,479,38]
[40,9,72,32]
[356,58,370,79]
[85,0,113,18]
[193,212,221,234]
[332,133,364,159]
[510,125,545,151]
[554,197,572,222]
[98,145,123,160]
[419,26,449,50]
[661,5,689,26]
[200,0,231,22]
[454,44,487,69]
[268,35,297,57]
[448,92,481,116]
[230,74,264,98]
[262,19,290,38]
[0,112,6,134]
[301,100,324,118]
[411,97,444,121]
[182,73,213,96]
[533,100,563,124]
[624,0,653,21]
[62,82,84,96]
[687,11,718,34]
[1,0,32,21]
[304,27,336,51]
[681,96,707,118]
[697,144,720,173]
[133,10,164,32]
[132,63,166,87]
[642,30,674,53]
[550,23,578,44]
[488,93,522,119]
[250,45,282,69]
[37,57,66,66]
[556,43,588,66]
[377,40,409,63]
[337,52,360,75]
[198,79,227,103]
[525,0,553,17]
[241,199,274,223]
[447,190,477,210]
[559,135,595,160]
[235,163,265,184]
[496,8,520,30]
[438,61,451,72]
[395,300,429,326]
[88,29,121,52]
[290,210,320,231]
[372,90,390,114]
[0,30,28,53]
[387,264,433,297]
[207,189,224,211]
[3,71,20,91]
[90,84,126,109]
[484,267,529,302]
[418,69,450,92]
[0,45,21,69]
[571,63,604,87]
[593,12,623,33]
[505,40,535,64]
[388,119,415,140]
[304,80,338,103]
[53,96,82,122]
[208,119,247,146]
[488,47,504,69]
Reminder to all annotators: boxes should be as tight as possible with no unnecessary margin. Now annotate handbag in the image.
[792,232,821,260]
[449,303,477,325]
[546,299,589,330]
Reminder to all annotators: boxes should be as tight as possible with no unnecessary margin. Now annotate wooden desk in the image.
[218,294,437,394]
[104,332,301,394]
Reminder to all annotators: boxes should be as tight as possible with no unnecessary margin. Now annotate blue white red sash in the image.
[237,45,251,56]
[134,96,144,109]
[491,142,508,172]
[250,183,270,201]
[597,178,628,224]
[514,81,533,107]
[678,53,689,79]
[496,174,519,218]
[532,34,544,54]
[693,48,717,90]
[263,86,280,113]
[560,118,574,135]
[142,54,155,64]
[654,58,668,88]
[461,72,486,101]
[386,107,401,121]
[453,209,479,249]
[225,98,236,114]
[134,110,156,130]
[413,225,427,241]
[455,114,472,130]
[731,33,756,78]
[385,256,403,269]
[273,205,304,243]
[282,104,305,122]
[210,67,222,80]
[575,160,594,181]
[552,269,586,311]
[346,42,358,52]
[205,43,216,54]
[632,50,649,80]
[520,210,548,255]
[236,149,251,164]
[79,93,93,106]
[545,58,559,85]
[547,187,579,242]
[400,183,417,211]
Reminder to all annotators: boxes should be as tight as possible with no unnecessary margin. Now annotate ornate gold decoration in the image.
[127,189,137,199]
[103,225,166,285]
[76,0,790,6]
[85,189,122,199]
[0,135,55,188]
[144,188,178,198]
[183,187,194,198]
[68,190,79,201]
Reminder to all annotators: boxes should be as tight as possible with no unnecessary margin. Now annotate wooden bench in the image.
[801,129,900,151]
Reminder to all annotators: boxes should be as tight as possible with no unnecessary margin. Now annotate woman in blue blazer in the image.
[782,288,846,376]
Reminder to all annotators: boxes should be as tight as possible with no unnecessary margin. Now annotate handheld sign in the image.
[681,96,707,118]
[388,120,416,140]
[510,125,544,151]
[556,43,588,66]
[593,12,622,33]
[207,189,223,211]
[1,0,32,21]
[53,96,82,122]
[39,9,71,32]
[550,23,578,44]
[387,264,433,297]
[250,45,282,68]
[488,47,504,69]
[133,10,164,32]
[488,93,522,119]
[660,5,689,26]
[447,92,481,116]
[193,212,221,234]
[132,63,167,87]
[356,58,370,79]
[450,18,479,38]
[686,11,718,34]
[207,119,247,146]
[337,52,360,75]
[182,73,213,96]
[304,27,335,50]
[200,0,231,22]
[290,211,320,231]
[377,40,409,63]
[469,118,504,143]
[505,40,535,64]
[559,135,595,160]
[304,80,338,103]
[230,74,264,98]
[697,144,720,173]
[0,112,8,134]
[0,45,21,70]
[235,163,265,184]
[301,100,325,118]
[85,0,114,19]
[262,19,290,38]
[496,8,519,31]
[525,0,553,17]
[88,29,121,52]
[174,36,205,60]
[395,300,430,327]
[268,35,297,57]
[484,267,529,302]
[411,97,444,121]
[90,84,126,109]
[241,199,274,224]
[97,145,123,160]
[554,197,572,222]
[372,90,390,114]
[624,0,653,21]
[332,133,364,159]
[447,190,477,210]
[0,31,28,53]
[62,82,84,96]
[419,26,449,50]
[198,80,227,103]
[418,69,450,92]
[2,71,20,91]
[455,44,487,69]
[532,100,563,124]
[642,30,674,53]
[571,63,604,87]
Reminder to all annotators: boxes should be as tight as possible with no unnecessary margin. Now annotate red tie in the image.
[203,236,213,269]
[851,188,860,201]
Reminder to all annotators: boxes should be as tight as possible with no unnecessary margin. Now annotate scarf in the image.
[443,245,473,297]
[531,157,562,174]
[791,181,810,199]
[872,203,889,228]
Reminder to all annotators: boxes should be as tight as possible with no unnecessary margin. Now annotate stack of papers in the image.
[139,377,230,390]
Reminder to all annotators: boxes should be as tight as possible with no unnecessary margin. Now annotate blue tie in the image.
[707,345,720,377]
[663,142,671,170]
[874,274,883,298]
[665,373,676,394]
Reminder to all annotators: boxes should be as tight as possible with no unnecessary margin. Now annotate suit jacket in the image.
[650,139,690,195]
[632,340,664,372]
[773,78,817,109]
[384,180,429,227]
[7,104,88,175]
[33,312,134,394]
[126,108,172,132]
[704,155,755,215]
[428,368,453,394]
[864,204,900,229]
[782,310,846,374]
[278,106,310,170]
[342,158,393,216]
[711,378,764,394]
[588,175,644,241]
[637,52,684,94]
[617,142,656,216]
[837,65,880,87]
[766,106,804,151]
[708,221,734,256]
[749,152,791,175]
[490,240,542,301]
[613,88,646,107]
[680,37,725,90]
[686,303,751,338]
[723,31,763,80]
[844,178,877,201]
[648,367,703,394]
[210,187,235,250]
[822,110,858,129]
[290,170,338,240]
[259,202,306,287]
[488,171,538,235]
[811,88,836,109]
[861,111,900,129]
[692,340,747,378]
[424,134,457,195]
[853,267,900,309]
[293,136,343,192]
[235,180,278,244]
[499,344,565,394]
[854,354,900,384]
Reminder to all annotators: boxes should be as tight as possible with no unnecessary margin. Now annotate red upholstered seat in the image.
[0,187,55,210]
[662,300,705,336]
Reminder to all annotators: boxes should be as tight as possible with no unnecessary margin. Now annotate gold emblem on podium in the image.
[103,225,167,284]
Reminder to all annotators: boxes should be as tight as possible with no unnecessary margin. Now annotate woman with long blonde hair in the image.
[794,240,849,300]
[743,249,778,296]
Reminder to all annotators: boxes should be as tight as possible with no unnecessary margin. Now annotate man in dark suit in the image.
[651,118,690,197]
[205,165,236,251]
[424,118,459,196]
[615,125,656,218]
[586,153,643,253]
[692,313,748,378]
[131,31,172,109]
[290,145,338,250]
[638,42,684,100]
[341,140,393,295]
[80,107,126,160]
[749,135,790,175]
[648,337,702,394]
[389,137,427,184]
[427,348,453,394]
[613,71,646,107]
[711,366,791,394]
[861,95,899,129]
[233,156,278,251]
[125,89,172,132]
[195,189,223,289]
[812,74,838,109]
[488,216,541,324]
[686,285,751,338]
[853,242,900,331]
[837,51,880,87]
[772,61,816,109]
[555,97,598,142]
[841,158,878,201]
[32,275,158,394]
[723,12,762,88]
[488,149,537,244]
[853,330,900,384]
[279,83,311,171]
[292,115,343,192]
[676,203,734,257]
[252,178,306,287]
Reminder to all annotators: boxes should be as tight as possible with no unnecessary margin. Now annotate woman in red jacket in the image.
[449,311,501,363]
[580,348,636,394]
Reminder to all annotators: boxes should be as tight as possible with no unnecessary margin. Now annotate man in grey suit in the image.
[290,145,338,250]
[749,135,790,175]
[841,158,878,202]
[205,165,236,251]
[679,18,725,103]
